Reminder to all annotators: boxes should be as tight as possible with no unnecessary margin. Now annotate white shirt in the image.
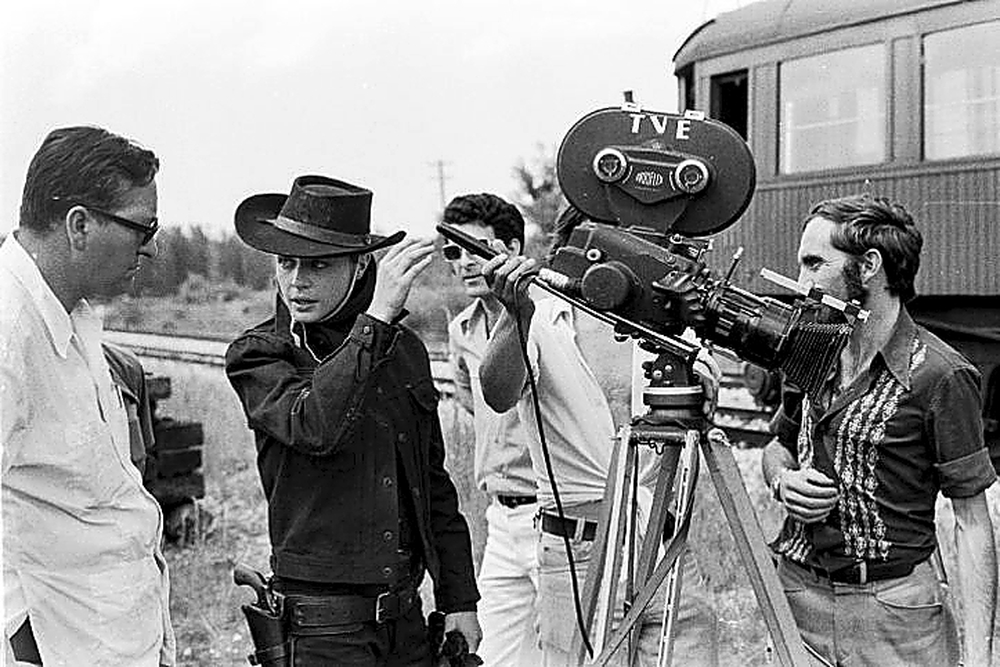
[448,299,536,496]
[0,235,174,666]
[517,298,721,512]
[517,297,620,507]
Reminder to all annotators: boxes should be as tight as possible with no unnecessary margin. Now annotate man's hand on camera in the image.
[775,467,840,524]
[366,238,435,323]
[480,241,537,315]
[693,356,720,418]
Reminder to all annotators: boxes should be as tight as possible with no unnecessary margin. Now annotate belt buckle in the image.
[573,517,587,542]
[375,592,397,624]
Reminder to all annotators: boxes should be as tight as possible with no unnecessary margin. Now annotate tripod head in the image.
[628,342,709,453]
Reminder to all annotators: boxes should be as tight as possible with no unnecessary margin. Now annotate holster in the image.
[427,611,484,667]
[241,600,290,667]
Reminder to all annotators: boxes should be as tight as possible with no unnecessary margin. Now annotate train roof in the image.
[673,0,964,71]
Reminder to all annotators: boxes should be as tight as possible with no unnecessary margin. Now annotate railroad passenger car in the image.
[674,0,1000,467]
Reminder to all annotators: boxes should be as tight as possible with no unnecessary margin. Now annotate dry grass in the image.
[104,293,274,341]
[141,359,268,665]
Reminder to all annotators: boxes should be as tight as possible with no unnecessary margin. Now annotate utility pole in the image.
[429,159,451,211]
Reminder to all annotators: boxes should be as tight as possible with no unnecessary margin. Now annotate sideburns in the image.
[842,257,867,305]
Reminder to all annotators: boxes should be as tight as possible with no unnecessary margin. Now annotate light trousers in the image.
[476,499,544,667]
[536,530,719,667]
[777,557,960,666]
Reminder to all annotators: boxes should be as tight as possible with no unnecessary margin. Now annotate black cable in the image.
[512,274,594,658]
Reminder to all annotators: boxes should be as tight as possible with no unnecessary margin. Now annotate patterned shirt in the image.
[770,307,996,572]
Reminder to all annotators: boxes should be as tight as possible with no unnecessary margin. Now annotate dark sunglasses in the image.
[86,206,159,245]
[442,243,463,261]
[442,238,497,260]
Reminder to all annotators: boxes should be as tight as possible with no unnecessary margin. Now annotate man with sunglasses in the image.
[441,193,542,667]
[1,126,173,665]
[225,175,480,666]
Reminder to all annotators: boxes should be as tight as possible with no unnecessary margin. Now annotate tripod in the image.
[569,345,810,666]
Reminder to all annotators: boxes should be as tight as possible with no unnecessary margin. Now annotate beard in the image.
[841,256,868,305]
[805,257,869,325]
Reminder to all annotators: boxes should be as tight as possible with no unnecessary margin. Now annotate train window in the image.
[711,70,747,139]
[924,21,1000,161]
[677,66,696,111]
[779,44,886,173]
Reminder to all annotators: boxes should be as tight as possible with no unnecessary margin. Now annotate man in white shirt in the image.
[442,193,542,666]
[477,207,719,666]
[0,126,174,666]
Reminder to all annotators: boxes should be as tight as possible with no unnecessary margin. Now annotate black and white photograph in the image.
[2,1,999,665]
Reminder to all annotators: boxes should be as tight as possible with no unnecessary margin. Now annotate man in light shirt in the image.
[477,206,718,666]
[442,193,542,667]
[0,126,174,666]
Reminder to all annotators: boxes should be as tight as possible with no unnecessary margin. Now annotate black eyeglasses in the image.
[442,243,463,261]
[85,205,159,245]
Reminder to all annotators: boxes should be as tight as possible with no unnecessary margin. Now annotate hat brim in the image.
[235,193,405,257]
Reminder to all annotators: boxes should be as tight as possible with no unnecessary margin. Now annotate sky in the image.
[0,0,747,240]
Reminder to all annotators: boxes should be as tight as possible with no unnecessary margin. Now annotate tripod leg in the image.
[593,430,695,667]
[699,430,810,667]
[656,432,699,667]
[626,451,640,662]
[657,545,687,667]
[571,428,636,663]
[635,446,682,585]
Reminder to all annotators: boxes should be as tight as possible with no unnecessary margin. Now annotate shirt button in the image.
[382,566,393,578]
[363,325,372,334]
[397,433,408,443]
[382,476,394,487]
[383,530,393,542]
[412,487,420,498]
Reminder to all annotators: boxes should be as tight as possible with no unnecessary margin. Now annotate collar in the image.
[546,294,575,326]
[457,297,498,338]
[456,298,486,337]
[0,234,76,359]
[875,307,918,390]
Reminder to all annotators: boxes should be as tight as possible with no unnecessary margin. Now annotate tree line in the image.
[131,226,274,296]
[129,146,566,298]
[0,148,567,299]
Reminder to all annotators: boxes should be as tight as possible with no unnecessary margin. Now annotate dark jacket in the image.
[225,282,478,613]
[103,342,156,478]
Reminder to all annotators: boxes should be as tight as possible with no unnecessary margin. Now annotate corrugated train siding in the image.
[706,165,1000,296]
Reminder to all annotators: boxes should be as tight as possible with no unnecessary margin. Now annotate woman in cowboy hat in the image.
[225,175,481,666]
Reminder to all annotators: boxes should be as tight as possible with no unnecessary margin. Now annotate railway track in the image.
[104,329,458,394]
[107,329,774,447]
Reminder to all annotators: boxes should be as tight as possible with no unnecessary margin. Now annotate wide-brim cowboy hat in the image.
[235,174,405,257]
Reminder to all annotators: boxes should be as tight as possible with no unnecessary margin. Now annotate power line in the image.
[429,159,451,211]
